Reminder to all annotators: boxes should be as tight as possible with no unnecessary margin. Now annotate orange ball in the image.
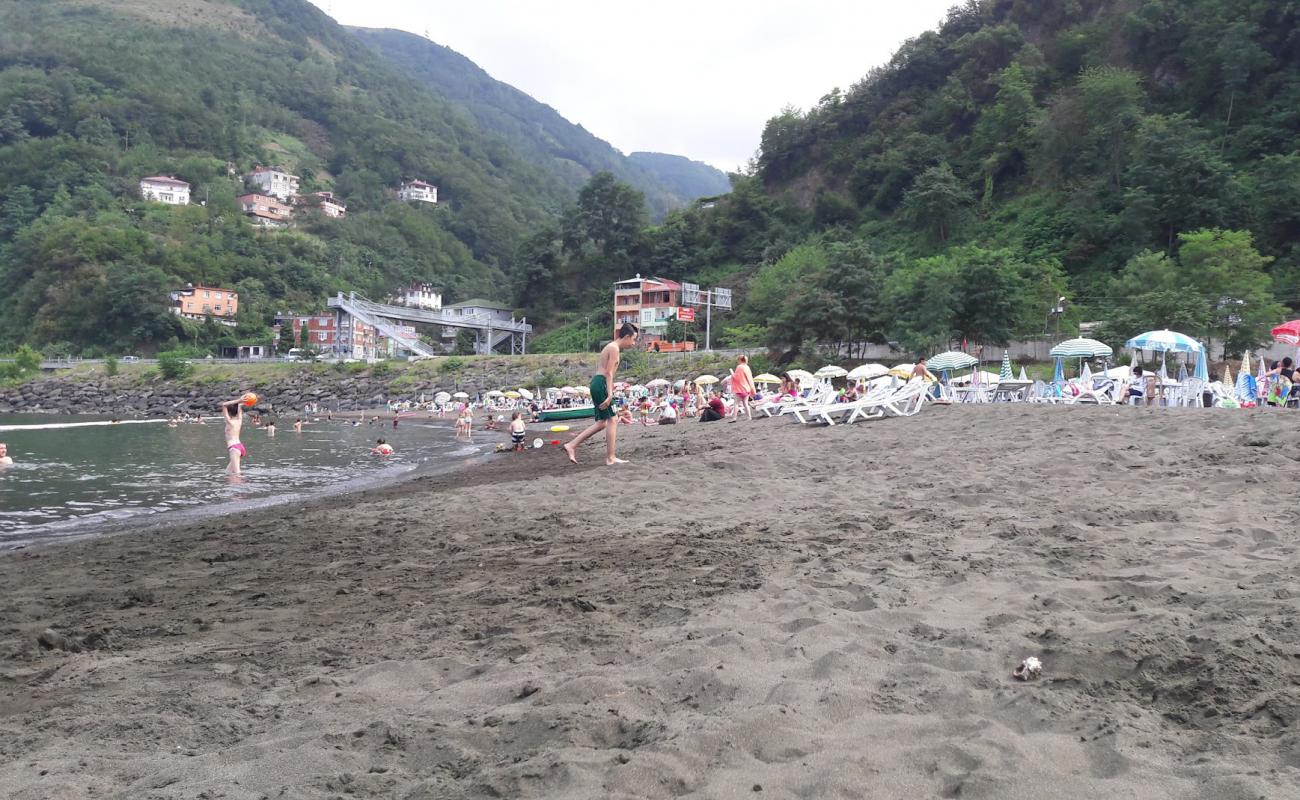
[242,393,258,407]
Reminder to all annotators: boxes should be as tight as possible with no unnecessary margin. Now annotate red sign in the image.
[677,307,695,322]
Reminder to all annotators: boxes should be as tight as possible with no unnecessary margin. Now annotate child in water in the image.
[371,438,394,456]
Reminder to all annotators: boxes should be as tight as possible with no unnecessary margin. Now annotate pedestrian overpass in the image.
[327,292,531,357]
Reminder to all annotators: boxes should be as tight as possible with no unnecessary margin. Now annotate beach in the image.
[1,404,1297,798]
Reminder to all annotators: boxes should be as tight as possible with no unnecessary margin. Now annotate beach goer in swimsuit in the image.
[371,438,394,456]
[294,419,303,433]
[266,420,276,437]
[564,322,639,466]
[0,442,12,466]
[730,355,756,421]
[510,411,527,451]
[221,394,253,475]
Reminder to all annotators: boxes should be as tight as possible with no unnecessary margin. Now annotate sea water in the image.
[0,414,483,548]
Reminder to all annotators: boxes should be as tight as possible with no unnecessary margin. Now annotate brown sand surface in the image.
[1,405,1298,798]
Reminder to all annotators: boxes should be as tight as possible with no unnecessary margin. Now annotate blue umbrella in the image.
[1053,357,1064,383]
[1125,329,1202,354]
[1194,350,1209,382]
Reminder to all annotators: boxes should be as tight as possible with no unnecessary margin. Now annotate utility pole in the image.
[585,316,591,352]
[705,293,712,352]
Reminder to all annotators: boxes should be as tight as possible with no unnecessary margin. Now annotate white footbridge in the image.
[327,292,531,357]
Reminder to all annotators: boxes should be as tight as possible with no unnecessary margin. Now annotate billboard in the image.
[677,307,696,322]
[713,287,732,310]
[680,281,701,306]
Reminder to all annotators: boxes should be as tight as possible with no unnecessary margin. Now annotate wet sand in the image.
[1,405,1297,798]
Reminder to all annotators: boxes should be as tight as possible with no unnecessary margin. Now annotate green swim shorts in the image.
[590,374,616,421]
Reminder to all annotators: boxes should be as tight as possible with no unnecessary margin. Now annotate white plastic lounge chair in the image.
[796,380,895,425]
[769,384,837,419]
[842,379,928,423]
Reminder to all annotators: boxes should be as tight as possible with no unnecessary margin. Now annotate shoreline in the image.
[2,405,1297,798]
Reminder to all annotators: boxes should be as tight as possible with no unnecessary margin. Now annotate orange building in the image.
[171,284,239,324]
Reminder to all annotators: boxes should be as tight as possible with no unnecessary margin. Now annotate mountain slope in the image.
[347,27,731,219]
[0,0,581,351]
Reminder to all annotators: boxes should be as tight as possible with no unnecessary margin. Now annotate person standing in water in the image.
[222,394,253,475]
[0,442,12,466]
[564,322,639,466]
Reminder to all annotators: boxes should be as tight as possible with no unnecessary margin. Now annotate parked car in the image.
[121,355,141,362]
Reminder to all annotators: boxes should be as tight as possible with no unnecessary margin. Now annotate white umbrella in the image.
[1049,338,1112,358]
[517,388,533,400]
[951,370,1001,385]
[452,391,469,399]
[645,378,671,388]
[695,374,719,385]
[848,363,889,380]
[786,369,815,386]
[485,390,504,399]
[433,391,451,403]
[926,351,978,372]
[815,365,848,379]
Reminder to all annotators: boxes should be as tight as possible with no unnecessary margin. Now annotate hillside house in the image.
[614,275,682,343]
[171,284,239,325]
[397,179,438,204]
[393,282,442,311]
[298,191,346,219]
[139,176,191,205]
[245,166,300,200]
[238,193,292,226]
[276,313,337,349]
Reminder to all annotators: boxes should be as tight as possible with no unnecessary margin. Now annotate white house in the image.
[395,282,442,311]
[139,176,191,205]
[245,166,300,200]
[397,179,438,204]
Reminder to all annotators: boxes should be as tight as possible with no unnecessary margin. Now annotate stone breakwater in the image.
[0,359,604,416]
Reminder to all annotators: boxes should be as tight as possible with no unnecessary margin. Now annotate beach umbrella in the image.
[1194,351,1209,382]
[1125,329,1202,354]
[1050,337,1113,359]
[452,391,469,399]
[559,386,576,395]
[888,363,915,380]
[847,363,888,381]
[927,351,978,372]
[504,390,521,399]
[485,390,504,399]
[575,386,591,396]
[1017,366,1028,382]
[1236,351,1256,403]
[672,379,687,389]
[1271,320,1300,344]
[1080,362,1093,384]
[786,369,815,386]
[753,373,782,384]
[951,370,1000,385]
[433,391,451,403]
[695,374,719,385]
[814,365,848,379]
[517,388,533,400]
[1221,363,1232,390]
[645,378,671,388]
[999,352,1012,382]
[1053,358,1065,383]
[1176,362,1188,383]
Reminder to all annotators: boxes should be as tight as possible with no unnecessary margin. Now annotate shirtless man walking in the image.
[564,322,639,466]
[222,394,254,475]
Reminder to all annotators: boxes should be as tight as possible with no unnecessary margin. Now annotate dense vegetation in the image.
[349,27,731,219]
[0,0,726,356]
[526,0,1300,357]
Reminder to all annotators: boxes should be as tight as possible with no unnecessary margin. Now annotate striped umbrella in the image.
[1018,366,1028,382]
[1125,329,1202,353]
[1049,338,1113,358]
[927,350,978,372]
[999,351,1012,382]
[1271,320,1300,345]
[1220,362,1231,389]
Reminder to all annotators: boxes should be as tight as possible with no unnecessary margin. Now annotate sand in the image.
[1,404,1297,798]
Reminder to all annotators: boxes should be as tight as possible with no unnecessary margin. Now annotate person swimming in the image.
[0,442,13,466]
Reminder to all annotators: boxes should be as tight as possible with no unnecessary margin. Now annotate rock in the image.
[37,628,81,652]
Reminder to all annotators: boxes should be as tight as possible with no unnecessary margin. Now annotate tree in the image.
[901,163,974,244]
[1176,229,1282,355]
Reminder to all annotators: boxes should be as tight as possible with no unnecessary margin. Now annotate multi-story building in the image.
[336,315,380,361]
[397,179,438,204]
[276,313,337,350]
[297,191,346,219]
[171,284,239,324]
[393,283,442,311]
[613,275,682,343]
[238,193,292,227]
[245,166,300,200]
[139,176,191,205]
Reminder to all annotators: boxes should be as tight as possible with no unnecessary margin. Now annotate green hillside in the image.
[524,0,1300,356]
[347,27,731,219]
[0,0,579,353]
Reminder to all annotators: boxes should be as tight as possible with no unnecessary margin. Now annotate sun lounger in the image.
[765,385,837,418]
[793,380,896,425]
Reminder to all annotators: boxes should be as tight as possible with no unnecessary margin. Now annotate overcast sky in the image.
[308,1,959,172]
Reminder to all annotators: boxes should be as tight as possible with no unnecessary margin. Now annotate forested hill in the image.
[0,0,575,352]
[347,27,731,219]
[526,0,1299,356]
[735,0,1300,353]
